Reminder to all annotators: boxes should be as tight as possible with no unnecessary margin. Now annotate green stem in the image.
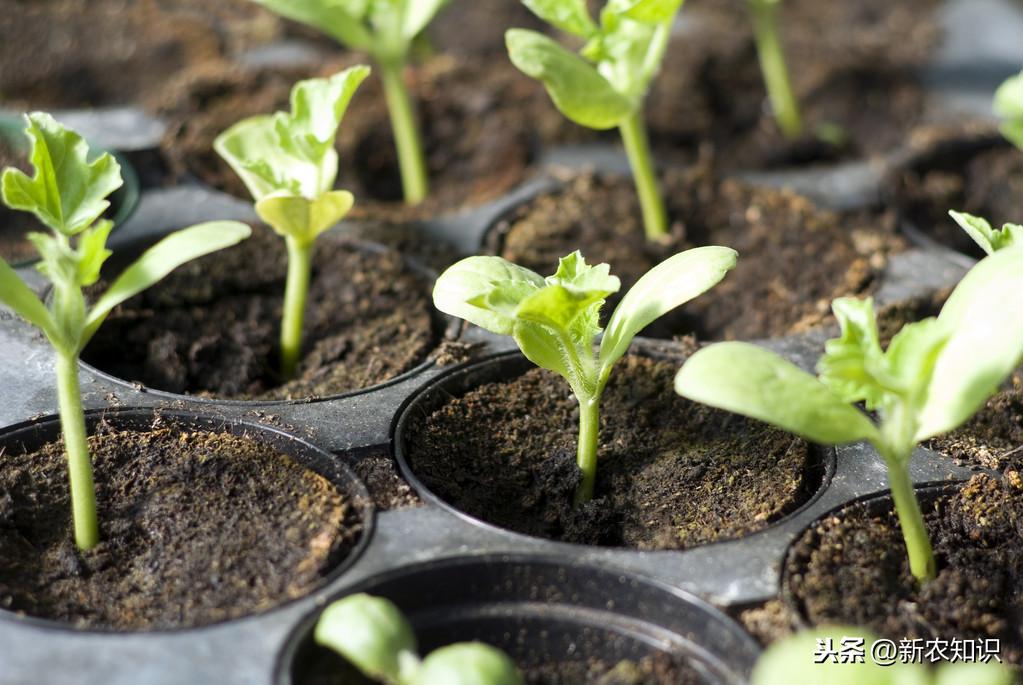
[56,351,99,551]
[574,396,600,504]
[379,58,429,205]
[618,109,668,241]
[280,237,313,380]
[884,453,936,583]
[748,0,803,139]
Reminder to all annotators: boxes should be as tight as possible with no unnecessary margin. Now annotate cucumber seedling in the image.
[215,66,368,380]
[676,246,1023,582]
[0,113,251,550]
[245,0,451,205]
[316,593,524,685]
[434,247,736,503]
[746,0,802,139]
[505,0,684,240]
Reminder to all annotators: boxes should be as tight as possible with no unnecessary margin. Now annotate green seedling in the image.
[676,246,1023,583]
[752,627,1011,685]
[0,113,251,550]
[434,247,736,503]
[246,0,450,205]
[995,69,1023,150]
[506,0,685,240]
[746,0,802,139]
[315,593,524,685]
[215,66,368,380]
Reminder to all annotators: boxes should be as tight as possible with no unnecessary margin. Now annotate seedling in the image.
[746,0,802,139]
[246,0,450,205]
[676,246,1023,582]
[752,628,1011,684]
[434,247,736,502]
[0,113,251,550]
[315,593,524,685]
[215,66,368,380]
[506,0,685,240]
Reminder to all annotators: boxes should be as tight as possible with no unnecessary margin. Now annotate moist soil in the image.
[81,228,438,401]
[893,129,1022,259]
[493,169,906,341]
[0,418,360,630]
[153,54,562,220]
[406,352,821,549]
[0,136,37,265]
[787,474,1023,667]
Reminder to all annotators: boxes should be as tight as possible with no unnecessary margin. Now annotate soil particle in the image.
[788,474,1023,666]
[406,353,821,549]
[736,600,799,647]
[926,373,1023,472]
[351,453,421,512]
[0,418,361,630]
[81,228,438,401]
[494,169,905,341]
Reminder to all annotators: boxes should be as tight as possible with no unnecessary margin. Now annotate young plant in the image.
[215,66,368,380]
[433,247,736,503]
[0,113,251,551]
[752,627,1011,685]
[746,0,802,139]
[245,0,450,205]
[675,246,1023,583]
[315,593,524,685]
[506,0,685,241]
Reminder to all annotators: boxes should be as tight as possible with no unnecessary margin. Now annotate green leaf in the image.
[416,643,524,685]
[75,220,115,287]
[917,246,1023,440]
[215,115,297,200]
[288,66,371,160]
[247,0,373,49]
[83,221,252,347]
[432,256,545,335]
[610,0,685,24]
[506,29,635,129]
[521,0,597,37]
[884,317,950,402]
[512,321,573,383]
[255,190,355,245]
[600,247,736,369]
[675,342,879,445]
[1,112,122,236]
[514,283,608,342]
[315,594,418,685]
[995,69,1023,149]
[817,297,888,409]
[403,0,450,40]
[0,257,56,339]
[949,210,1023,255]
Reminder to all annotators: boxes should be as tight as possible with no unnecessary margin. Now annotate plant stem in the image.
[618,109,668,241]
[748,0,803,139]
[280,237,313,380]
[574,397,600,504]
[885,454,936,583]
[379,58,429,205]
[56,351,99,551]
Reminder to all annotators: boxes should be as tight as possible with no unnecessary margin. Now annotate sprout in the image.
[676,246,1023,582]
[505,0,685,240]
[434,247,736,503]
[315,593,523,685]
[746,0,802,139]
[215,66,368,380]
[245,0,451,205]
[0,113,251,550]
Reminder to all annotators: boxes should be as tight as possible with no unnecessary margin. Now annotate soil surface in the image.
[494,169,906,341]
[926,373,1023,472]
[0,418,360,630]
[154,54,559,219]
[0,136,37,265]
[351,452,421,512]
[788,474,1023,667]
[406,352,821,549]
[82,228,439,401]
[894,129,1022,259]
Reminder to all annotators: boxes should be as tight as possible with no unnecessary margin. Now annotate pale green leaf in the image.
[675,342,879,445]
[215,115,307,200]
[75,220,115,287]
[610,0,685,24]
[512,321,573,383]
[506,29,635,129]
[255,190,355,245]
[817,297,887,409]
[996,70,1023,149]
[884,317,950,400]
[315,594,418,684]
[432,256,545,335]
[600,246,736,369]
[288,66,371,160]
[1,112,122,236]
[247,0,373,49]
[0,257,56,339]
[514,283,609,336]
[917,246,1023,440]
[521,0,597,37]
[402,0,450,40]
[83,221,252,346]
[417,643,524,685]
[949,210,1023,255]
[546,250,620,294]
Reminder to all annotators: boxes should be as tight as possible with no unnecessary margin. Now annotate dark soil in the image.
[0,418,360,630]
[154,54,559,219]
[406,352,821,549]
[351,452,421,512]
[82,228,439,401]
[893,129,1022,258]
[788,474,1023,666]
[0,135,37,265]
[426,0,550,59]
[493,169,906,341]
